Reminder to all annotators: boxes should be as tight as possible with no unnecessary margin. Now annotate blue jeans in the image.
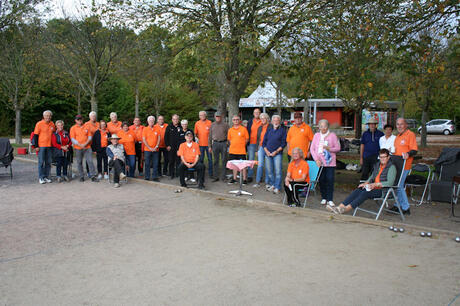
[396,169,410,210]
[126,155,136,177]
[319,167,335,201]
[247,143,257,178]
[144,151,159,180]
[343,188,382,209]
[256,147,268,184]
[38,147,53,179]
[199,146,213,177]
[266,153,283,190]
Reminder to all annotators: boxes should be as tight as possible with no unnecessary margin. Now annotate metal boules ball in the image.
[389,226,394,231]
[393,228,399,232]
[399,228,404,233]
[426,232,432,238]
[455,237,460,243]
[420,232,426,237]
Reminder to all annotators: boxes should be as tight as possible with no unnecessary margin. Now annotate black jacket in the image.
[178,128,195,146]
[91,130,111,153]
[165,123,183,149]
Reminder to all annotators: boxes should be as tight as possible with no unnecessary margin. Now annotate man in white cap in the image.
[106,134,126,188]
[360,117,384,180]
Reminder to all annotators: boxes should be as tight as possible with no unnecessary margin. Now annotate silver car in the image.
[418,119,456,135]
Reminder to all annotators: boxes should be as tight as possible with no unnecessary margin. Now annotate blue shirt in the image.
[262,126,287,154]
[361,129,384,158]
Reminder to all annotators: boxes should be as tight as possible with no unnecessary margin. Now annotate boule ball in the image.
[420,232,426,237]
[389,226,394,231]
[455,237,460,243]
[399,228,404,233]
[393,228,399,232]
[426,232,432,238]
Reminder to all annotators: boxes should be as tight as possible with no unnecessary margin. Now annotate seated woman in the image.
[106,134,126,188]
[327,148,396,214]
[284,147,310,207]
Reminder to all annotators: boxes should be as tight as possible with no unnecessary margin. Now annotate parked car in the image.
[418,119,456,135]
[405,119,418,129]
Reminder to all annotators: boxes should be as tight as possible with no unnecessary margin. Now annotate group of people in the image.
[32,108,417,216]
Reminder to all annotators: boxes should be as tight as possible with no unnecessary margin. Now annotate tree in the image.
[0,0,41,30]
[0,22,42,143]
[45,16,130,115]
[114,0,336,120]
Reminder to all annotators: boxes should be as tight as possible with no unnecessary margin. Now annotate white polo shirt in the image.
[379,134,396,154]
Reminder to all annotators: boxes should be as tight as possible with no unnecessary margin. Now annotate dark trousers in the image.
[178,162,205,187]
[212,141,228,180]
[55,156,68,177]
[319,166,335,201]
[96,150,108,174]
[343,188,382,209]
[361,155,378,180]
[199,146,213,177]
[158,147,169,176]
[168,147,180,178]
[284,182,308,206]
[109,159,125,183]
[135,142,143,174]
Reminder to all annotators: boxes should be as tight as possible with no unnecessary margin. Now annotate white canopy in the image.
[239,79,297,108]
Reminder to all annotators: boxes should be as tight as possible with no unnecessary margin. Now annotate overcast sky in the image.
[41,0,105,19]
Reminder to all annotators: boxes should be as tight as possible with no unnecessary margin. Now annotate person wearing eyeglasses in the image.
[327,148,396,214]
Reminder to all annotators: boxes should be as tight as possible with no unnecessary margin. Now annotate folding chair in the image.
[353,156,407,221]
[184,168,199,188]
[0,138,13,181]
[108,159,128,184]
[405,163,432,206]
[282,161,323,207]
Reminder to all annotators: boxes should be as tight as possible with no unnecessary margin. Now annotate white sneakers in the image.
[119,173,126,180]
[104,174,109,180]
[189,178,196,183]
[113,183,120,188]
[273,188,280,194]
[39,178,52,184]
[266,185,274,192]
[44,178,52,183]
[253,183,260,188]
[39,178,46,184]
[97,173,103,180]
[320,199,335,207]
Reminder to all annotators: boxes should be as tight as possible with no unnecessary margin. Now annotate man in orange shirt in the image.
[156,115,169,176]
[119,122,137,177]
[129,117,145,176]
[284,148,310,207]
[391,118,418,215]
[177,131,205,189]
[227,115,250,184]
[246,108,262,182]
[286,112,314,160]
[70,114,98,182]
[194,111,214,178]
[107,112,122,134]
[84,111,100,136]
[33,110,56,184]
[142,115,161,181]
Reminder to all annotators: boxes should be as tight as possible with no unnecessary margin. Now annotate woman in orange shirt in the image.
[118,122,137,177]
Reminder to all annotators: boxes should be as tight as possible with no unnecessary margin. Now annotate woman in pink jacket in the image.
[310,119,341,207]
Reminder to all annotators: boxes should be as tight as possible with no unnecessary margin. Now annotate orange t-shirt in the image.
[194,119,212,147]
[84,121,100,136]
[259,124,269,147]
[99,129,109,148]
[129,124,144,142]
[287,159,310,183]
[33,120,56,147]
[374,165,385,188]
[107,121,122,134]
[286,122,314,156]
[70,124,91,149]
[118,129,136,155]
[177,141,200,163]
[142,125,160,152]
[155,123,168,148]
[394,129,418,170]
[227,125,249,155]
[250,119,262,144]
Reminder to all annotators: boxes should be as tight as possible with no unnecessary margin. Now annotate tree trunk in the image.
[354,106,363,139]
[90,93,97,114]
[303,98,309,124]
[420,109,428,148]
[226,84,240,123]
[77,89,81,115]
[399,99,405,118]
[15,107,22,145]
[135,85,140,118]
